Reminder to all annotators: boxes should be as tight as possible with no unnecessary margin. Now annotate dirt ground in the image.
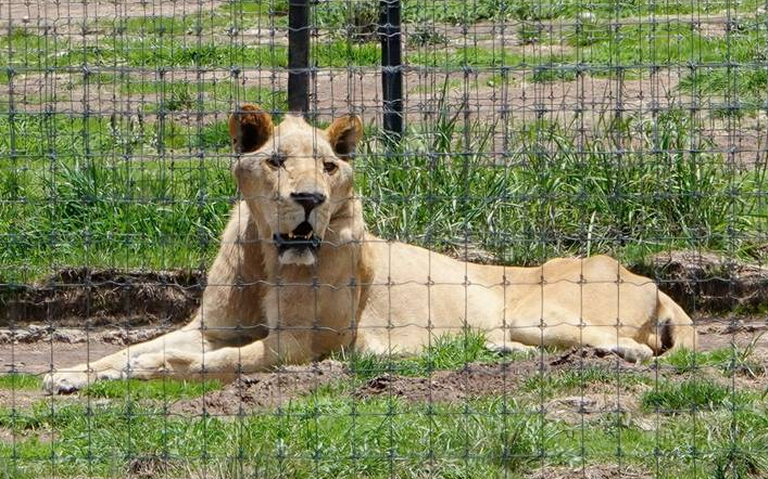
[530,464,653,479]
[2,6,764,159]
[0,0,224,29]
[1,315,765,411]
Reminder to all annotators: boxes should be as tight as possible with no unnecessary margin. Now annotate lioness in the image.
[44,105,696,393]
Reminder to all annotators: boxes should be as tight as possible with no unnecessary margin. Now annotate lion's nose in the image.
[291,192,326,216]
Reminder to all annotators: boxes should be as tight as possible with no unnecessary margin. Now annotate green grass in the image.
[409,46,530,68]
[314,0,763,25]
[640,378,751,413]
[679,67,768,112]
[522,366,651,397]
[0,375,41,391]
[530,65,577,83]
[2,104,766,281]
[0,398,553,478]
[97,0,289,36]
[340,329,532,381]
[661,342,767,378]
[315,0,504,28]
[4,29,379,70]
[82,378,222,400]
[7,12,767,75]
[83,75,289,114]
[0,112,236,282]
[0,335,766,479]
[660,348,738,374]
[577,21,768,75]
[359,109,766,266]
[1,28,62,72]
[0,386,765,479]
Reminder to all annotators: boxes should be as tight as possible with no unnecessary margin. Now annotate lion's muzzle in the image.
[273,221,322,265]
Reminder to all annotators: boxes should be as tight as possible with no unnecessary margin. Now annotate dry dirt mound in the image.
[643,250,768,313]
[3,251,768,328]
[171,360,349,416]
[355,348,645,403]
[1,268,203,327]
[355,362,532,402]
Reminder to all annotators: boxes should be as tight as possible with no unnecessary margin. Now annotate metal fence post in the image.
[380,0,403,139]
[288,0,310,115]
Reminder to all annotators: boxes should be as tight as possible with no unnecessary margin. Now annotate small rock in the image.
[558,396,597,410]
[52,329,86,344]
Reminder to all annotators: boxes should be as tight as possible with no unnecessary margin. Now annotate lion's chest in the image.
[261,271,360,352]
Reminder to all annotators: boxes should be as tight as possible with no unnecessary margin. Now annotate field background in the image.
[1,0,768,478]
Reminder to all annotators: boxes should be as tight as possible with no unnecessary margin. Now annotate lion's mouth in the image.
[273,221,322,256]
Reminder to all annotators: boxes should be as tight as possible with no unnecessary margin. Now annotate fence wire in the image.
[1,0,768,478]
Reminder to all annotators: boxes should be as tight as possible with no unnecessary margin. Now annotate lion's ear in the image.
[229,104,273,154]
[326,115,363,161]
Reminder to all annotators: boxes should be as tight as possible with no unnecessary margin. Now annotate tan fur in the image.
[43,107,697,393]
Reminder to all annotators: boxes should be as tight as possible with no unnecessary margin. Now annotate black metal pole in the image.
[288,0,310,115]
[380,0,403,139]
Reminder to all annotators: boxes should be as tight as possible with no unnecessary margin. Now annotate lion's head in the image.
[228,105,364,266]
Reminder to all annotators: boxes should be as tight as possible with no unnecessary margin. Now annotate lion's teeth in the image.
[288,233,294,239]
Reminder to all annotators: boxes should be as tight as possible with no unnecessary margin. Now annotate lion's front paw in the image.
[43,369,90,395]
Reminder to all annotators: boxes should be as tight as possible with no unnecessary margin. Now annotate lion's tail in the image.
[646,293,698,355]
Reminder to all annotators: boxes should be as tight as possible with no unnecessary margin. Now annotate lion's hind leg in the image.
[509,312,654,364]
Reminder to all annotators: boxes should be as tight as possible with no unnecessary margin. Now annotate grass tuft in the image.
[641,378,745,413]
[82,378,222,401]
[340,329,530,380]
[522,366,649,396]
[661,342,767,378]
[711,437,768,479]
[0,374,41,391]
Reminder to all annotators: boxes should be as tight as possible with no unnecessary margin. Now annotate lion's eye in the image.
[323,161,338,174]
[266,152,286,169]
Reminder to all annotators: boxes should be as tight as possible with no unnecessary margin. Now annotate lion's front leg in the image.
[145,331,315,382]
[43,321,207,394]
[126,348,206,381]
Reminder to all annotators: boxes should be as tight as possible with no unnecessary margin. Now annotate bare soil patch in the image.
[355,362,531,403]
[0,426,56,445]
[0,337,122,376]
[531,464,652,479]
[0,388,48,409]
[0,317,764,411]
[7,66,766,161]
[0,260,765,412]
[697,317,768,351]
[1,0,224,29]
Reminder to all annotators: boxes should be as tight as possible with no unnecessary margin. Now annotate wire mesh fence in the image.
[1,0,768,477]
